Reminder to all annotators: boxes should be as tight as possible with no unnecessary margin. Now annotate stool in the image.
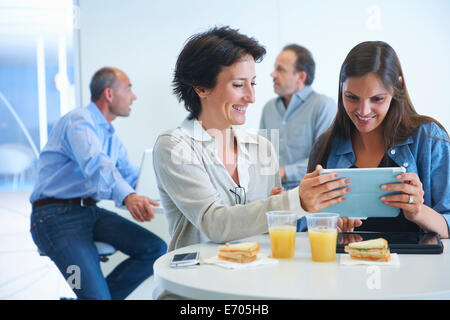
[38,241,117,262]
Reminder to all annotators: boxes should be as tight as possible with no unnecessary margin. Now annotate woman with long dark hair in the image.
[300,41,450,238]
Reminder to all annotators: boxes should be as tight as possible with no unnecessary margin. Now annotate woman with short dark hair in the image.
[154,26,309,252]
[301,41,450,237]
[173,26,266,120]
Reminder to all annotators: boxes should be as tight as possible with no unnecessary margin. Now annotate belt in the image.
[32,197,97,210]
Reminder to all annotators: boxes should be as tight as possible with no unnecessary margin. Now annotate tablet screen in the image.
[319,167,405,218]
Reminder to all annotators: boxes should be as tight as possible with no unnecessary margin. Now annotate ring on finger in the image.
[408,195,413,204]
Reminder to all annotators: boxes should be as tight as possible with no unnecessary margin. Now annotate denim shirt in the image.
[324,122,450,232]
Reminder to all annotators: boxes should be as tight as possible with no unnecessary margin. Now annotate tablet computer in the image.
[337,232,444,254]
[319,167,406,218]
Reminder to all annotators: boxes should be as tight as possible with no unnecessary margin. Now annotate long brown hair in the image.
[313,41,448,168]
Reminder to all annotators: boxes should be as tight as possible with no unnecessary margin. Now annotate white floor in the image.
[0,191,171,300]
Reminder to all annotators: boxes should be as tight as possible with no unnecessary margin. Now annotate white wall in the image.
[79,0,280,165]
[79,0,450,169]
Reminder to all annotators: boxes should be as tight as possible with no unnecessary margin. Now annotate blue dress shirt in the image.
[30,102,138,206]
[322,122,450,232]
[260,86,336,189]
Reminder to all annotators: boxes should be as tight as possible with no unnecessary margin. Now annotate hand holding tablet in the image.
[299,165,411,219]
[379,172,425,223]
[299,164,352,213]
[299,165,361,231]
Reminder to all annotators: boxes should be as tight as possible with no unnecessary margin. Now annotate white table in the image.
[154,233,450,299]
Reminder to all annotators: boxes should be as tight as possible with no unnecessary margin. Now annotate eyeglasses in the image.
[229,186,246,205]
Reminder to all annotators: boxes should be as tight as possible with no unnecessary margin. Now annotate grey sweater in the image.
[153,118,305,251]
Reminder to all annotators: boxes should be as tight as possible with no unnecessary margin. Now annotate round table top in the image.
[154,233,450,299]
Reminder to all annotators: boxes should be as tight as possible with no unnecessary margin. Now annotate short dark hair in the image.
[90,67,118,102]
[282,44,315,86]
[173,26,266,119]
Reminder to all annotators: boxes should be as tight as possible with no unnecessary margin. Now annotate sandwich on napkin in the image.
[218,242,260,263]
[344,238,391,262]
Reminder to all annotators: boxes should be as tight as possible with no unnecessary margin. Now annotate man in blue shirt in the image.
[29,67,167,299]
[260,44,336,230]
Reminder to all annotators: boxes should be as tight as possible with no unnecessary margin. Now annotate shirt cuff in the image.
[286,187,307,218]
[112,179,135,207]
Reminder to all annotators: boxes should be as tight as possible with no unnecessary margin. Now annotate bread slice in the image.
[217,253,258,263]
[344,238,391,262]
[347,238,388,250]
[218,242,259,263]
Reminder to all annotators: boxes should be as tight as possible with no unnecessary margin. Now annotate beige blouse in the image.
[153,117,305,251]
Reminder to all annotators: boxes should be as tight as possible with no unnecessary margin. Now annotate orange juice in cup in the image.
[308,227,338,262]
[306,213,339,262]
[269,225,296,258]
[266,211,298,259]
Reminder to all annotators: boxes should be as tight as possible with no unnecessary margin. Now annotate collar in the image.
[393,136,414,147]
[87,102,115,135]
[335,135,354,155]
[277,85,313,113]
[179,117,259,145]
[233,126,259,145]
[179,117,213,142]
[295,85,313,102]
[335,133,415,156]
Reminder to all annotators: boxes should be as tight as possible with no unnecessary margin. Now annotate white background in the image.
[79,0,450,166]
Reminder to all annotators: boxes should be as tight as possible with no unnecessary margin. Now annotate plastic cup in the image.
[306,213,339,262]
[266,211,298,258]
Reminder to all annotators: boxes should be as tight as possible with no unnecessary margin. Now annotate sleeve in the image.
[313,98,336,141]
[153,134,306,244]
[283,159,308,182]
[284,98,336,182]
[428,124,450,231]
[115,139,140,190]
[259,101,269,130]
[66,118,134,206]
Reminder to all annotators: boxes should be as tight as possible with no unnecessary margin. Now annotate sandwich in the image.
[218,242,260,263]
[344,238,391,262]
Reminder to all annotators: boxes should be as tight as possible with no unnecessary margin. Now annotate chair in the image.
[38,241,117,262]
[0,143,36,190]
[136,148,160,201]
[136,148,164,214]
[92,242,117,262]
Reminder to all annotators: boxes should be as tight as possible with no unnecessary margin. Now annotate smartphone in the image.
[170,252,200,268]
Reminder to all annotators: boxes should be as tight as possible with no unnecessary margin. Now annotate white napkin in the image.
[339,253,400,267]
[202,253,278,270]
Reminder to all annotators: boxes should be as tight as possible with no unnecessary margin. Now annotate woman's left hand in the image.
[380,172,425,222]
[338,217,362,232]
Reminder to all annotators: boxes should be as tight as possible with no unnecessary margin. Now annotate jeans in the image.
[30,202,167,300]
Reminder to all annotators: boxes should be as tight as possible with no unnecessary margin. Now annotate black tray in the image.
[337,231,444,254]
